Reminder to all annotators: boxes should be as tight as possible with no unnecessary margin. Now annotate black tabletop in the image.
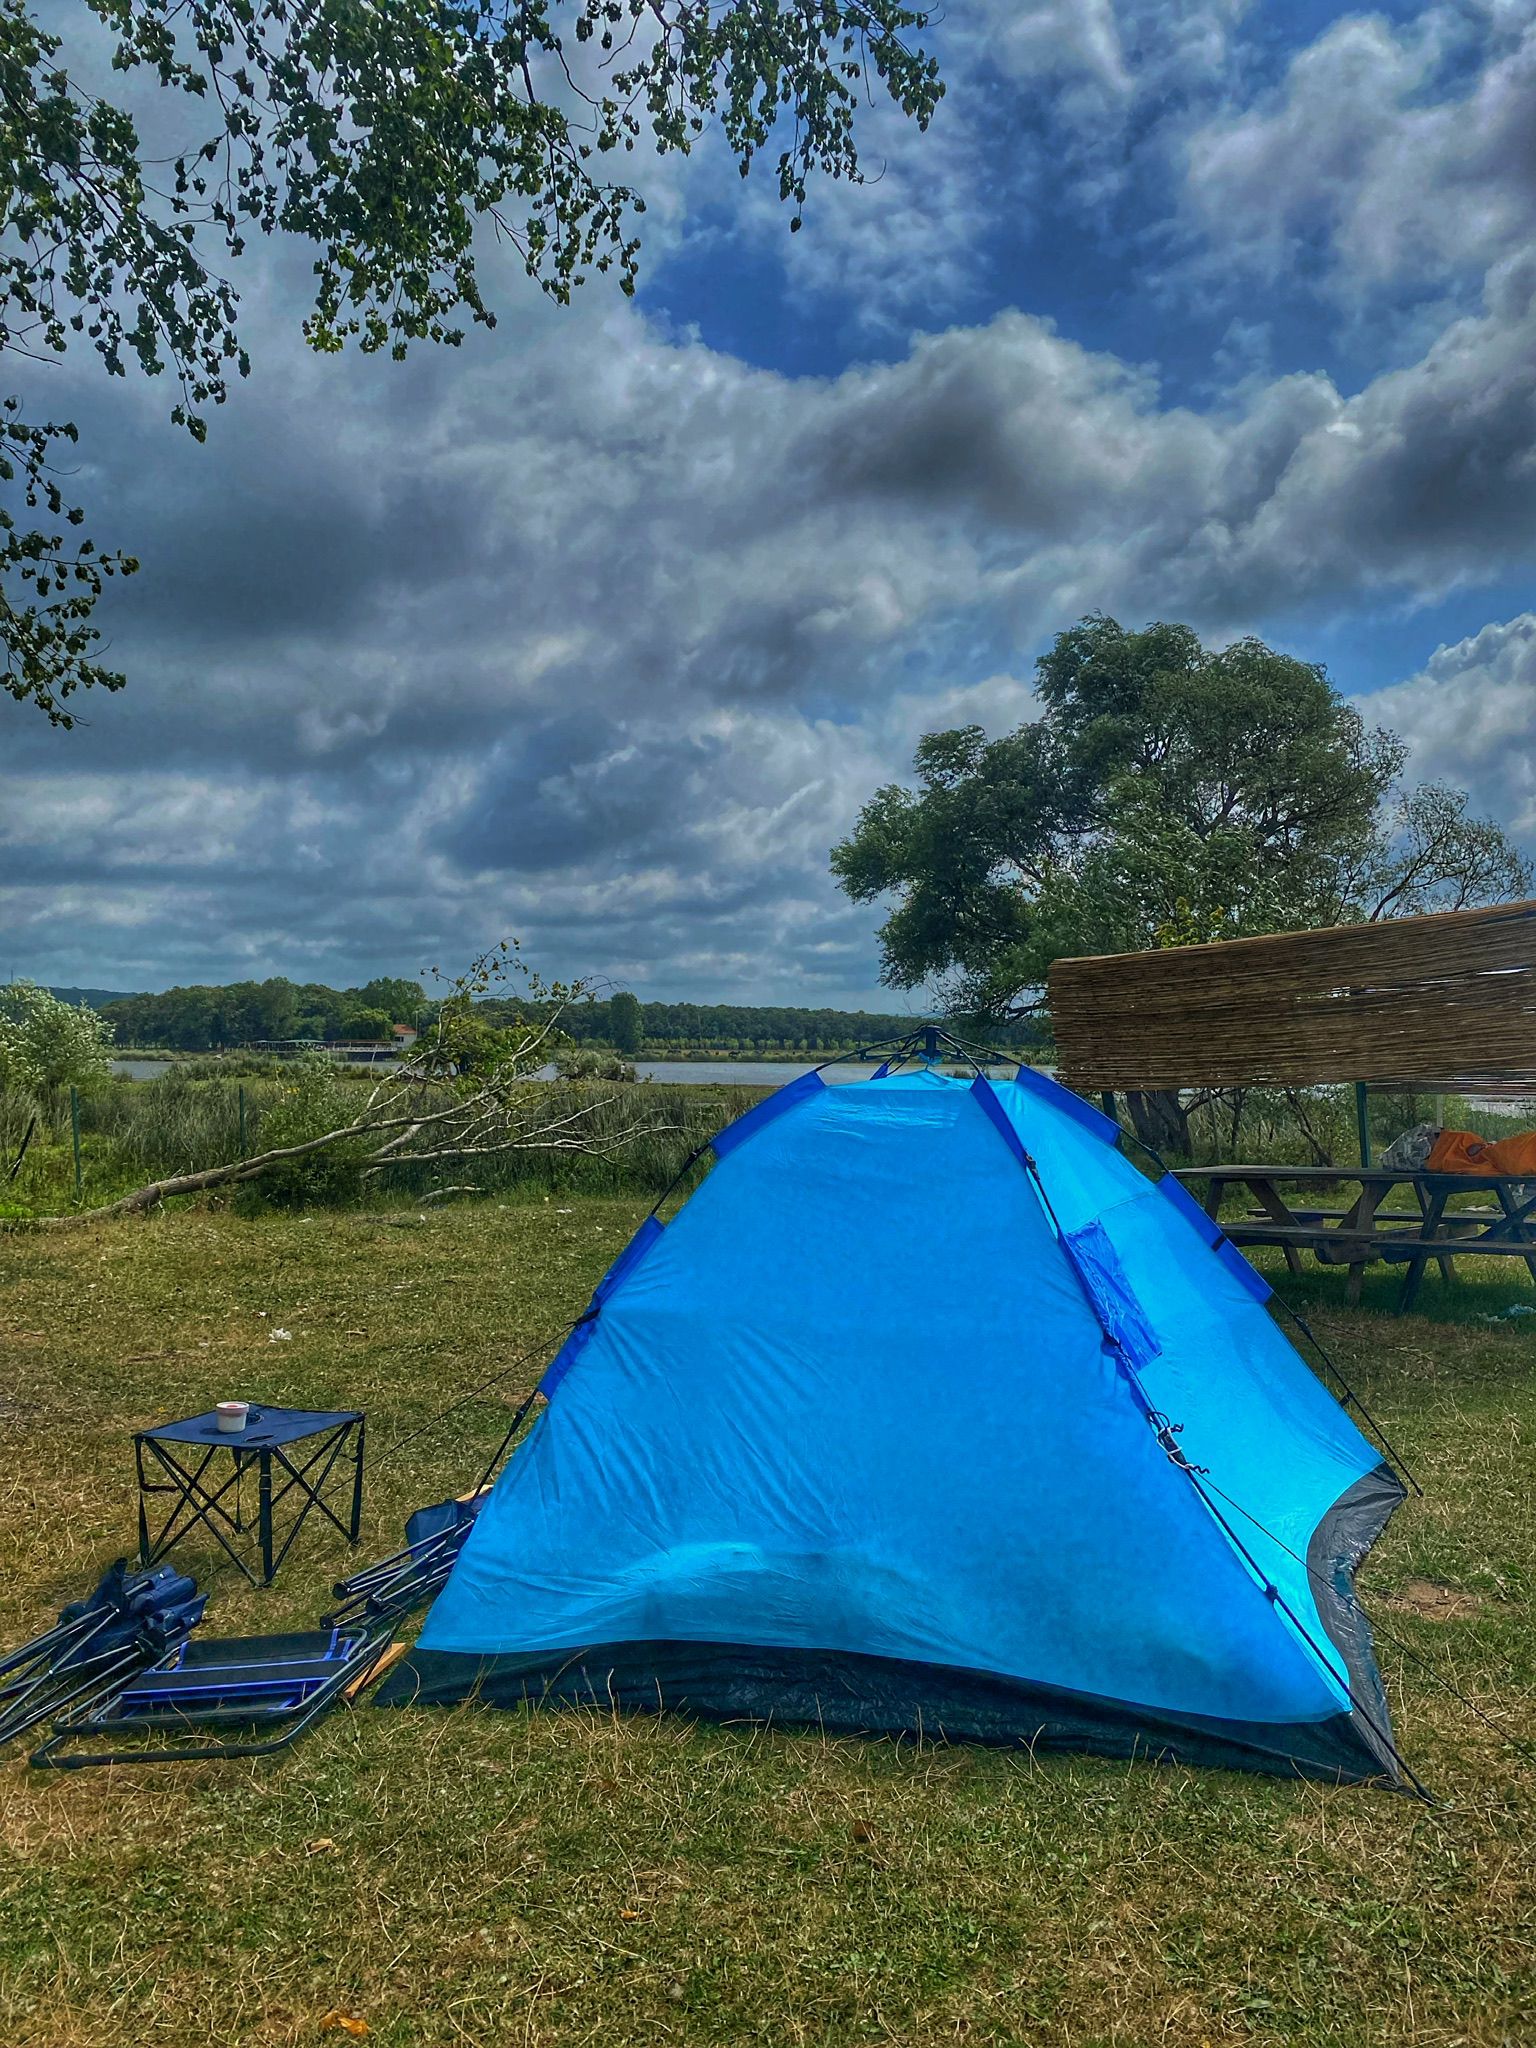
[138,1406,362,1450]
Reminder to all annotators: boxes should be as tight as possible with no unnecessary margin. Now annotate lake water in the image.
[107,1059,1526,1129]
[110,1056,1021,1087]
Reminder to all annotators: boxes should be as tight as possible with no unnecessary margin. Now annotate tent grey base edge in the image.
[377,1641,1402,1788]
[1306,1461,1409,1781]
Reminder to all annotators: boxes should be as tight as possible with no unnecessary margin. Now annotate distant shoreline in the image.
[110,1045,1032,1066]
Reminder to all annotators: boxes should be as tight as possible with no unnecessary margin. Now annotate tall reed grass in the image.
[0,1074,766,1216]
[1182,1083,1536,1168]
[6,1071,1536,1218]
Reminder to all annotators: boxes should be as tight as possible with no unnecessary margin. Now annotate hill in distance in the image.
[48,987,141,1008]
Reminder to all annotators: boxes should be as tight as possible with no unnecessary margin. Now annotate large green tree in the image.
[354,978,426,1025]
[833,615,1531,1133]
[340,1006,394,1044]
[1,0,941,722]
[607,988,644,1055]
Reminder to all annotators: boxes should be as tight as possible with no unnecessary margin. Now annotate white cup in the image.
[215,1400,250,1433]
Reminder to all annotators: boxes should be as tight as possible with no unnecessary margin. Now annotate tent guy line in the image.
[1198,1471,1536,1787]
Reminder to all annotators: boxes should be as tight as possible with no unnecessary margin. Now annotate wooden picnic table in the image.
[1174,1164,1536,1312]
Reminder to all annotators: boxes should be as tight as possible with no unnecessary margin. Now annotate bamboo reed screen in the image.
[1048,898,1536,1092]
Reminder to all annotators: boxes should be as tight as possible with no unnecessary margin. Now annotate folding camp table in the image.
[135,1407,365,1586]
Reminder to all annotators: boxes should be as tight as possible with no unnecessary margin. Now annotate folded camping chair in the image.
[31,1618,400,1768]
[324,1489,488,1630]
[0,1562,205,1754]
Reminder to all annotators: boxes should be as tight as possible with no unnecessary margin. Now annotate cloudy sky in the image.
[6,0,1536,1004]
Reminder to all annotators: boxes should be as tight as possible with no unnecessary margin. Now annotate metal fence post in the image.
[70,1085,83,1202]
[238,1084,248,1157]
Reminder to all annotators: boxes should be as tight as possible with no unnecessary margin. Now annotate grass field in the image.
[0,1199,1532,2047]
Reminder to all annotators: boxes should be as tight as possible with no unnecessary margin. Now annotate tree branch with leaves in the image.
[0,0,941,721]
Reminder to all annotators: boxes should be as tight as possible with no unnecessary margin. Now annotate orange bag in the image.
[1425,1128,1536,1175]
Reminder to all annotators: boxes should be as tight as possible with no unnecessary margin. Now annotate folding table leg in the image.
[349,1419,365,1543]
[139,1441,255,1582]
[136,1436,151,1569]
[259,1452,274,1585]
[266,1425,368,1581]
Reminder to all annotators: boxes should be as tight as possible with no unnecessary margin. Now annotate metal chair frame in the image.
[31,1619,396,1768]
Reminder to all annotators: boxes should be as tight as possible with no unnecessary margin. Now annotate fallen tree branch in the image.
[5,1106,664,1230]
[6,1121,393,1230]
[2,948,671,1231]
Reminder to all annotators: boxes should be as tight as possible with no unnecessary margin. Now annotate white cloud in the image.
[10,73,1536,999]
[680,0,1249,333]
[1183,9,1536,302]
[967,0,1132,97]
[1366,614,1536,836]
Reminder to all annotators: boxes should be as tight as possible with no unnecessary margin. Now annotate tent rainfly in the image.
[382,1065,1410,1785]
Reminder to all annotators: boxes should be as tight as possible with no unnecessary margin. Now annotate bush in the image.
[554,1047,638,1082]
[234,1058,369,1211]
[164,1053,326,1080]
[0,982,113,1090]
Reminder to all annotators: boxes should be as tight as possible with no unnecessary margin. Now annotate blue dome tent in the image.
[383,1052,1411,1785]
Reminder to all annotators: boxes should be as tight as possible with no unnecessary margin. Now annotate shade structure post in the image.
[1355,1084,1372,1168]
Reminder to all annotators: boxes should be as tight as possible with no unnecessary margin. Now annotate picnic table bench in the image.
[1173,1164,1536,1312]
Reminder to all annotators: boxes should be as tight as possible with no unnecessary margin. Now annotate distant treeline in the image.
[92,978,1047,1057]
[100,978,426,1049]
[537,998,1044,1057]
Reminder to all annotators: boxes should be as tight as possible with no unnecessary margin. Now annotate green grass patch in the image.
[0,1205,1532,2046]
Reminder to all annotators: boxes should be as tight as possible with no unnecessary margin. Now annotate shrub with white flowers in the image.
[0,982,113,1091]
